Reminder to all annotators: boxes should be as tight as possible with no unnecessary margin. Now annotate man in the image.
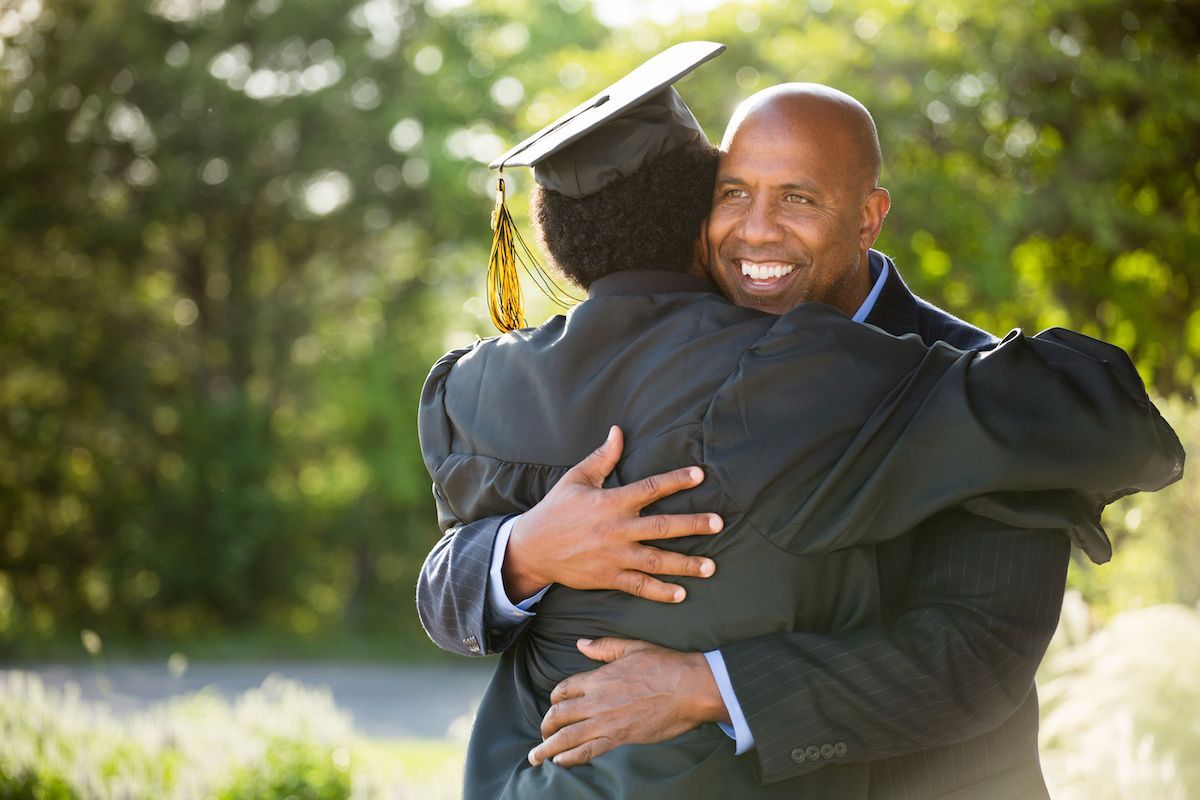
[419,79,1181,798]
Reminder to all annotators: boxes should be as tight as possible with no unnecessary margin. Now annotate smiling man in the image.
[419,81,1183,799]
[706,85,889,319]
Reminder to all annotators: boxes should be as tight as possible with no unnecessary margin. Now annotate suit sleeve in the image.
[415,343,538,657]
[720,508,1070,783]
[416,513,533,656]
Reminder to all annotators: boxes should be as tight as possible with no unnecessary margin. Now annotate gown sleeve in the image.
[704,303,1184,562]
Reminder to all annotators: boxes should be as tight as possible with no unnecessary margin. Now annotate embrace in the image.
[416,43,1183,799]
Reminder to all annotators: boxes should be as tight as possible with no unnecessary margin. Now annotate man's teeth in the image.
[740,262,795,280]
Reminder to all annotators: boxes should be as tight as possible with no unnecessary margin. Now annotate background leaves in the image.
[0,0,1196,651]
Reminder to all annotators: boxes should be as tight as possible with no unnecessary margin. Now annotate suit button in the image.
[790,747,806,764]
[820,743,835,759]
[805,745,821,762]
[833,742,848,757]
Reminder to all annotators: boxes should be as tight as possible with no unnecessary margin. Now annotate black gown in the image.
[418,272,1182,799]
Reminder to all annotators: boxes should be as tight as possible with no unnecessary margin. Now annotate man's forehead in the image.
[716,131,844,188]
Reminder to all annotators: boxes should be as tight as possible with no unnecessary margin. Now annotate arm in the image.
[532,508,1069,773]
[721,507,1070,781]
[416,514,528,656]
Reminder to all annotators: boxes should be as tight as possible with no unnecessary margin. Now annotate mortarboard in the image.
[485,41,725,332]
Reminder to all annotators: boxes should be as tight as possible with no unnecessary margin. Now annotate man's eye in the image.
[785,193,811,204]
[722,188,748,199]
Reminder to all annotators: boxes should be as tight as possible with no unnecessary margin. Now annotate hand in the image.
[529,637,729,768]
[503,426,723,603]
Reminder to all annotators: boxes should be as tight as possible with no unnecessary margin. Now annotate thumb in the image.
[577,636,642,663]
[568,425,623,488]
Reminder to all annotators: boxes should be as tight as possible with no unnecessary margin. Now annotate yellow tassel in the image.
[487,176,526,333]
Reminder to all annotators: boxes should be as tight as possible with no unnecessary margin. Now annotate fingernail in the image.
[688,467,703,482]
[709,514,723,532]
[673,588,686,602]
[528,752,539,766]
[607,425,618,443]
[552,756,563,765]
[699,559,715,577]
[578,638,593,647]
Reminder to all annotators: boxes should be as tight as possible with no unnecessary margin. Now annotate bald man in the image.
[705,84,891,318]
[420,85,1086,798]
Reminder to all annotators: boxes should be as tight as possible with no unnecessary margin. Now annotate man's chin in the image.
[716,266,803,314]
[725,280,798,315]
[725,287,792,315]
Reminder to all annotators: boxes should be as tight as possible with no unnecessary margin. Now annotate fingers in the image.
[529,725,616,768]
[613,465,706,509]
[633,512,723,542]
[541,695,589,739]
[611,569,687,604]
[547,737,617,769]
[549,674,586,705]
[575,636,637,664]
[565,425,624,488]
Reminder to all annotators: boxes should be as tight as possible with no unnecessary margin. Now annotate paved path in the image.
[3,660,496,740]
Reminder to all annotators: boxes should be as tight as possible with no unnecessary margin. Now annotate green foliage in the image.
[0,0,1196,646]
[685,0,1200,394]
[0,0,607,647]
[0,671,463,799]
[1067,395,1198,618]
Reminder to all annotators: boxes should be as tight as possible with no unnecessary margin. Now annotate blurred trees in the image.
[0,0,1196,650]
[0,0,607,648]
[687,0,1200,393]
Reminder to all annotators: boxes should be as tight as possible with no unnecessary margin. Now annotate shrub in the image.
[0,672,462,799]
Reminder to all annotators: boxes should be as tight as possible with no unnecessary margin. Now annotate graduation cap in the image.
[485,41,725,332]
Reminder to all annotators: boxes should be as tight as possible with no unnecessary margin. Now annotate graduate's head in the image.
[486,42,724,319]
[529,105,717,289]
[703,83,892,316]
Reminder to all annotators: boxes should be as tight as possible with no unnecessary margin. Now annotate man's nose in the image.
[736,198,784,245]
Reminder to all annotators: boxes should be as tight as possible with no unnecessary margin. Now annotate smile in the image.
[739,261,795,281]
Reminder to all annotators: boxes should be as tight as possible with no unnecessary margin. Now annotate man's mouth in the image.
[739,260,796,282]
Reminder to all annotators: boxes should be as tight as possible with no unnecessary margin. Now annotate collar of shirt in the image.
[851,250,889,323]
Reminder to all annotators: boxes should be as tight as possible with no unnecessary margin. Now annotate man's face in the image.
[704,102,880,316]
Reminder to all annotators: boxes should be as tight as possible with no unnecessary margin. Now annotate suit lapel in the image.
[862,251,921,338]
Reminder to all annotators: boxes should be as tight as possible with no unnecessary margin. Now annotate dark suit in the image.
[417,255,1181,798]
[722,259,1066,797]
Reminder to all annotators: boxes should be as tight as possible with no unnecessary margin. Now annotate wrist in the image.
[502,513,550,600]
[685,651,731,725]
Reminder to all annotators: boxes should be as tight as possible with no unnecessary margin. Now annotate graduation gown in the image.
[418,270,1182,799]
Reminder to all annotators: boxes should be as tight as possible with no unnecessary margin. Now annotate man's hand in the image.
[529,637,729,768]
[502,426,723,603]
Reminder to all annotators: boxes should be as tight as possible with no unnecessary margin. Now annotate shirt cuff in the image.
[487,514,550,623]
[704,650,754,755]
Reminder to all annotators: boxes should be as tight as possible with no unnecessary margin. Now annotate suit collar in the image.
[862,250,922,337]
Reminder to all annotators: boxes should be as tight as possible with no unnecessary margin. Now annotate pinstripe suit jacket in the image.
[414,253,1150,798]
[719,254,1068,798]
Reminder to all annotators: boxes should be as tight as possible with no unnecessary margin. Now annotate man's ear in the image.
[859,187,891,251]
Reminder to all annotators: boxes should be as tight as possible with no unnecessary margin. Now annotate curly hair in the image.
[530,138,718,290]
